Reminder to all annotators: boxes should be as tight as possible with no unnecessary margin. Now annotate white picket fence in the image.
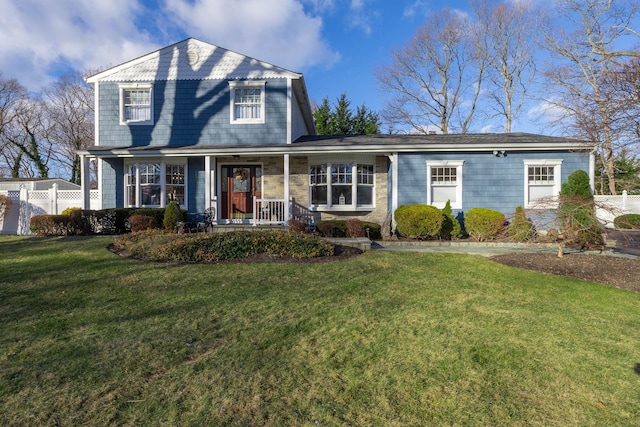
[0,184,100,235]
[594,190,640,228]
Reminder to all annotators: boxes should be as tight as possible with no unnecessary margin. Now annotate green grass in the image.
[1,236,639,426]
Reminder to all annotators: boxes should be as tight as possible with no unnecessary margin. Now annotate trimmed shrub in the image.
[362,221,382,240]
[30,215,74,236]
[613,214,640,230]
[440,200,463,240]
[163,201,181,230]
[129,215,157,232]
[508,206,534,242]
[558,170,602,248]
[394,204,444,239]
[465,208,506,241]
[316,220,347,237]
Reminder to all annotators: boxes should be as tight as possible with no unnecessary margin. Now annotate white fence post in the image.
[50,183,59,214]
[17,186,30,235]
[622,190,628,210]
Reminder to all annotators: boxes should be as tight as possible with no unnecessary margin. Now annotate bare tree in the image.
[543,0,640,195]
[377,9,486,134]
[42,71,94,184]
[473,0,545,132]
[2,97,53,178]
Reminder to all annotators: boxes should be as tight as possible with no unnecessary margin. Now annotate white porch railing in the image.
[595,190,640,228]
[253,197,287,225]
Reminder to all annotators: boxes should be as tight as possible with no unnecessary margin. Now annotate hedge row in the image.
[29,207,185,236]
[393,203,534,242]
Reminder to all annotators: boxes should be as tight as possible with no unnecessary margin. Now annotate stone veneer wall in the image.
[289,155,389,225]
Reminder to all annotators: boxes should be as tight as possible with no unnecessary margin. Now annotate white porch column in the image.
[389,153,398,229]
[284,154,290,222]
[589,150,596,193]
[80,154,91,210]
[204,155,212,210]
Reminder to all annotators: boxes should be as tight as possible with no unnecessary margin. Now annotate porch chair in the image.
[196,207,215,233]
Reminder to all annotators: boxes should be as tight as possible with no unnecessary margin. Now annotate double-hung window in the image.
[309,161,375,210]
[426,160,464,209]
[125,161,186,208]
[524,160,562,208]
[120,84,153,125]
[229,81,266,124]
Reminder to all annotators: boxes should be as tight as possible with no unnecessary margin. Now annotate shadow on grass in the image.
[635,363,640,375]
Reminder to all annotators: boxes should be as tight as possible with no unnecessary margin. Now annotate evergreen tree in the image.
[312,92,380,135]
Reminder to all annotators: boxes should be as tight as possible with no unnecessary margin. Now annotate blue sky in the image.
[0,0,635,135]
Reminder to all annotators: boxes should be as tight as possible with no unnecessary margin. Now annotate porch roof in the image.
[78,133,593,158]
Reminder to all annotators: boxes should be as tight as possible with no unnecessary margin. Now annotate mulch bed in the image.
[491,253,640,293]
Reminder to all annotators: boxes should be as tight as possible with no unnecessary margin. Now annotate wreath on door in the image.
[234,167,249,181]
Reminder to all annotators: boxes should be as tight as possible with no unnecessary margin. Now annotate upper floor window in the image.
[523,159,562,208]
[120,84,153,125]
[229,81,266,124]
[426,160,464,209]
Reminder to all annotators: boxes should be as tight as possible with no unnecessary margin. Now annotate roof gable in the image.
[86,38,301,83]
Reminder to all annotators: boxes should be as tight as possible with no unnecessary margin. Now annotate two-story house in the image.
[78,38,594,229]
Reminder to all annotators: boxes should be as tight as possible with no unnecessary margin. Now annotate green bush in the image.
[61,207,82,216]
[315,219,381,239]
[508,206,534,242]
[114,230,335,263]
[394,204,444,239]
[129,215,157,232]
[316,220,347,237]
[558,170,602,248]
[163,201,181,230]
[613,214,640,229]
[465,208,506,241]
[440,200,463,240]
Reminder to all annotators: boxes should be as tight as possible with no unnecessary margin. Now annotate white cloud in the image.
[164,0,339,71]
[0,0,339,91]
[0,0,159,90]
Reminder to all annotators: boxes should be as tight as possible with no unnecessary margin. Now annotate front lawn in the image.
[0,236,638,426]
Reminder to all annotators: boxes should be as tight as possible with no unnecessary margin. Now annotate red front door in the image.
[221,165,262,220]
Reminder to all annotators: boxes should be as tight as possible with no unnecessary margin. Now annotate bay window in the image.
[125,161,186,207]
[309,162,375,210]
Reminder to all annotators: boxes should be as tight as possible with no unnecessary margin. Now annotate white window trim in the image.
[426,160,464,209]
[308,159,376,212]
[119,83,154,125]
[229,80,266,124]
[523,159,562,209]
[124,159,187,208]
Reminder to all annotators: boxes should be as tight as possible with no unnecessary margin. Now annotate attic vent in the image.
[186,50,199,66]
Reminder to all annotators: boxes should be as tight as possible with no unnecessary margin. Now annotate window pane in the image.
[332,164,352,184]
[235,88,262,119]
[166,186,184,205]
[311,186,327,205]
[141,185,161,205]
[357,186,373,205]
[332,185,352,205]
[433,186,456,204]
[124,89,151,121]
[431,167,457,184]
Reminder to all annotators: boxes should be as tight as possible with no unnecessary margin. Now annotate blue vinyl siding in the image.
[396,150,591,215]
[187,157,205,213]
[100,158,123,209]
[98,79,289,148]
